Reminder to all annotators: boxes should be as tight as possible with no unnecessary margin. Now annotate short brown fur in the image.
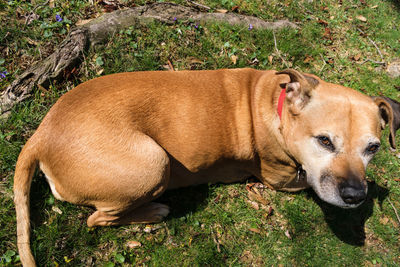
[13,68,396,266]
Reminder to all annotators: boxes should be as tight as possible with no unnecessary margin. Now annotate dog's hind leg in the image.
[40,132,171,228]
[83,134,171,227]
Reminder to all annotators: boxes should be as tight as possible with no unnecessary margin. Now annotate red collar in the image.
[277,88,286,119]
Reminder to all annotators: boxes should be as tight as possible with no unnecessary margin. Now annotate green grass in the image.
[1,0,400,266]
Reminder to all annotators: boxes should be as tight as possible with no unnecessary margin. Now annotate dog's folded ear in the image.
[276,69,319,115]
[373,96,400,149]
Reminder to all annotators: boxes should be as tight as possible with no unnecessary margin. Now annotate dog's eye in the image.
[366,143,380,154]
[316,135,335,151]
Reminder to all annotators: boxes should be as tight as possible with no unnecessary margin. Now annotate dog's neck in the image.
[248,73,308,191]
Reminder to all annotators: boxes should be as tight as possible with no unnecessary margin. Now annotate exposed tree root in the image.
[0,2,298,117]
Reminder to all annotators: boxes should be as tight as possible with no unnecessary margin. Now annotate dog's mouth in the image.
[305,171,367,209]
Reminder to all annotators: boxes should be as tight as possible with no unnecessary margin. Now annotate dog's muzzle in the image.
[338,179,367,205]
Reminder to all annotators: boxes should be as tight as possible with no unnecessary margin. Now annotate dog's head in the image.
[277,69,399,208]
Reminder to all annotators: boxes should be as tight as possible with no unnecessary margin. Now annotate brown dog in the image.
[13,68,398,266]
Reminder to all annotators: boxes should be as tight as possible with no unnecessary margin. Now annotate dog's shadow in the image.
[158,184,210,219]
[307,181,388,246]
[29,173,388,248]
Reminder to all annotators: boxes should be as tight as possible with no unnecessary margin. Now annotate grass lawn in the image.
[1,0,400,266]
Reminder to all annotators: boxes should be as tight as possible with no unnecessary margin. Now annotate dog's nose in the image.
[339,181,367,205]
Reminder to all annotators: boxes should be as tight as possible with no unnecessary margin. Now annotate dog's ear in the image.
[373,96,400,149]
[276,69,319,115]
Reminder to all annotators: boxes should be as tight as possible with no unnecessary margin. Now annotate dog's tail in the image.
[13,136,39,267]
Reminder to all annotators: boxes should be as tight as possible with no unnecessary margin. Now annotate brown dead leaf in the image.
[37,84,48,93]
[379,217,389,225]
[231,5,239,12]
[356,15,367,22]
[76,18,93,26]
[127,241,142,248]
[247,200,259,210]
[323,27,333,40]
[268,55,273,64]
[248,191,270,206]
[245,182,257,191]
[249,228,261,234]
[49,0,55,8]
[303,55,313,63]
[317,18,328,26]
[102,6,118,12]
[351,53,361,61]
[216,9,228,13]
[99,0,121,12]
[187,57,203,64]
[264,206,274,218]
[246,182,270,206]
[371,5,378,9]
[167,59,175,71]
[26,37,39,46]
[230,55,238,65]
[320,6,329,11]
[394,178,400,182]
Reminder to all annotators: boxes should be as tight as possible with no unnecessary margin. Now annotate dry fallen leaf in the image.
[268,55,273,64]
[303,55,313,63]
[216,9,228,13]
[284,230,291,239]
[264,206,274,218]
[52,206,62,214]
[231,5,240,12]
[76,18,93,26]
[317,18,328,26]
[230,55,238,65]
[127,241,142,248]
[247,200,260,210]
[351,53,361,61]
[96,69,104,75]
[323,27,333,40]
[356,15,367,22]
[249,228,261,234]
[379,217,389,225]
[187,57,203,64]
[26,37,39,46]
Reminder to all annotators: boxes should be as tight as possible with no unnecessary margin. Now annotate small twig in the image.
[24,0,50,27]
[273,31,290,68]
[388,198,400,226]
[186,0,211,10]
[359,59,386,65]
[167,59,175,71]
[319,53,327,74]
[357,28,385,65]
[210,226,221,253]
[31,0,50,14]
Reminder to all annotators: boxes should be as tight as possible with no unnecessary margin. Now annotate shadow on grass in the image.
[308,181,388,246]
[29,172,52,228]
[158,184,210,219]
[388,0,400,13]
